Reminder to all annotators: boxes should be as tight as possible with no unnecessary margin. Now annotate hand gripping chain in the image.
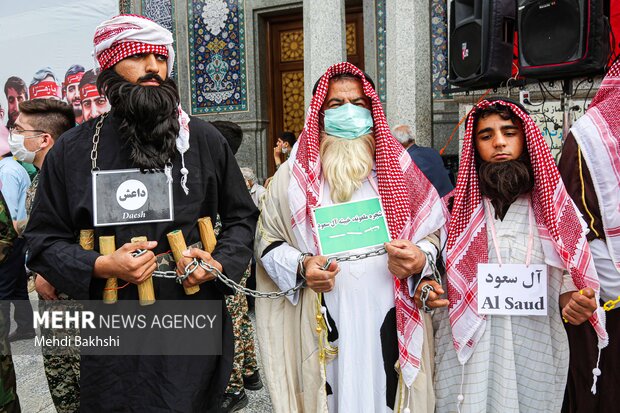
[419,250,442,314]
[133,247,388,299]
[134,246,442,301]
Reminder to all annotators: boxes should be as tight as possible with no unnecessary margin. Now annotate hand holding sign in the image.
[94,241,157,284]
[560,288,597,325]
[385,240,426,280]
[304,256,339,293]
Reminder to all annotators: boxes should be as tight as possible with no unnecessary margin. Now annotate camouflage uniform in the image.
[225,266,259,393]
[0,193,19,413]
[0,310,19,413]
[27,176,80,413]
[38,296,81,413]
[213,219,259,394]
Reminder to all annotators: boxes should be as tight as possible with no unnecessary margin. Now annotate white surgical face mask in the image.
[281,146,289,154]
[9,132,41,164]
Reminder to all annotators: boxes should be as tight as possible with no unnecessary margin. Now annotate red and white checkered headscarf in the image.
[93,14,174,77]
[446,99,608,365]
[570,61,620,272]
[288,62,447,387]
[93,14,191,194]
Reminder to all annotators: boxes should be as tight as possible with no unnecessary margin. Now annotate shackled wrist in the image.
[297,252,313,279]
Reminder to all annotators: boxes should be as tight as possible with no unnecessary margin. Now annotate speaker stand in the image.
[561,80,573,139]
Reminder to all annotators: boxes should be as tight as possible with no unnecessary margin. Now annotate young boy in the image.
[432,98,607,413]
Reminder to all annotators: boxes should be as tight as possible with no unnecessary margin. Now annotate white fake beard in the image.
[320,133,375,204]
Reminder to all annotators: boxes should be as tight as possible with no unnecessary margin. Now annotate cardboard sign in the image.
[312,197,390,256]
[92,169,174,227]
[477,263,548,316]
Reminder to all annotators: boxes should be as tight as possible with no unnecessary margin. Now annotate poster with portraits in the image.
[0,0,118,127]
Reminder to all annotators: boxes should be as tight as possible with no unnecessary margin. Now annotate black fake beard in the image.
[478,158,534,220]
[97,69,180,169]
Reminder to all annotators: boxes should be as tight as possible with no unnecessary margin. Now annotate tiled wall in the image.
[188,0,248,114]
[119,0,132,13]
[431,0,449,98]
[375,0,386,102]
[142,0,176,77]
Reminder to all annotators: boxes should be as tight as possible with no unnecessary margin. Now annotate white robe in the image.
[434,196,576,413]
[255,164,437,413]
[320,179,400,412]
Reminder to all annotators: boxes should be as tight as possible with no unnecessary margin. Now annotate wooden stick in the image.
[99,236,117,304]
[131,236,156,306]
[198,217,217,253]
[79,230,94,251]
[167,230,200,295]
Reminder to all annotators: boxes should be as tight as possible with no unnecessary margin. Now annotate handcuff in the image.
[420,283,435,313]
[417,250,442,314]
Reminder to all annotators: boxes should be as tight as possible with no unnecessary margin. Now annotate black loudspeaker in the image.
[449,0,516,88]
[518,0,609,79]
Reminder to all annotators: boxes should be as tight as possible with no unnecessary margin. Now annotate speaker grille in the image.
[450,22,482,79]
[520,0,581,65]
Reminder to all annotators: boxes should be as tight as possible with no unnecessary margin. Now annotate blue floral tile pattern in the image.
[119,0,132,14]
[142,0,176,77]
[188,0,247,114]
[375,0,387,102]
[431,0,449,98]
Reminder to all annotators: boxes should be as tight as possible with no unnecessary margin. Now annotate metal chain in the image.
[423,250,442,286]
[143,247,389,299]
[137,246,442,300]
[91,112,108,171]
[420,284,434,313]
[321,247,388,269]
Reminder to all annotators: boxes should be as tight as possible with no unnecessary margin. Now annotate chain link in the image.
[145,246,442,300]
[147,247,389,299]
[91,112,108,171]
[420,284,434,313]
[320,247,387,270]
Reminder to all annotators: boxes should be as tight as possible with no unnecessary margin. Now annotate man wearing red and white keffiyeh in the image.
[559,59,620,412]
[254,62,447,413]
[434,98,607,413]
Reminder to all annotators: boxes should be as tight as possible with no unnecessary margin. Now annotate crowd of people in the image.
[0,13,618,413]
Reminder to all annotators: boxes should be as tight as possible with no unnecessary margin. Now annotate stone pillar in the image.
[385,0,432,146]
[362,0,378,86]
[303,0,347,108]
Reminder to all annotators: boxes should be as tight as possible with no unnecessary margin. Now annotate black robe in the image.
[24,111,258,412]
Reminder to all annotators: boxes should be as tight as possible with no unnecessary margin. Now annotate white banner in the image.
[0,0,118,123]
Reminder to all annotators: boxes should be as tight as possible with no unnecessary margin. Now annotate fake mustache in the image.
[137,73,165,84]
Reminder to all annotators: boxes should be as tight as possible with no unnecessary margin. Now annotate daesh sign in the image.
[92,169,174,226]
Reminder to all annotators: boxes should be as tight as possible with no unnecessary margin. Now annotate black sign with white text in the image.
[92,169,174,226]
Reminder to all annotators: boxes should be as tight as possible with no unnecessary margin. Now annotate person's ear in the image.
[39,133,54,149]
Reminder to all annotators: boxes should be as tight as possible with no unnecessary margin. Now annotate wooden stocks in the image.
[167,230,200,295]
[99,236,117,304]
[198,217,217,253]
[131,236,156,306]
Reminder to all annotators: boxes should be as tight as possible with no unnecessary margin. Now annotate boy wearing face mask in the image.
[8,99,79,412]
[0,107,45,345]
